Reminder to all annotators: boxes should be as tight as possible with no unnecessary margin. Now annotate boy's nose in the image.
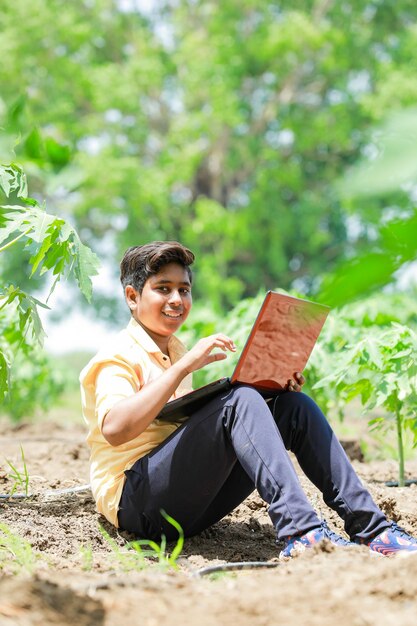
[168,290,182,305]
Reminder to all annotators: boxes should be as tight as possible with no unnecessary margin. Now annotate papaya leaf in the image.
[368,417,388,432]
[0,206,29,246]
[23,207,57,243]
[71,234,100,302]
[1,198,100,302]
[0,286,48,347]
[0,163,28,198]
[29,232,54,276]
[29,218,66,276]
[0,348,10,400]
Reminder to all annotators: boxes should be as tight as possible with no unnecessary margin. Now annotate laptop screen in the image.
[231,292,329,391]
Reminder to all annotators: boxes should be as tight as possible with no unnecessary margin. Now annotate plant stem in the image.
[0,227,32,254]
[396,407,405,487]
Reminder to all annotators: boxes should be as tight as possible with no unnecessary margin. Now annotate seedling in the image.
[315,323,417,487]
[79,543,94,571]
[0,523,36,574]
[99,510,184,571]
[99,524,150,571]
[130,510,185,569]
[5,445,30,497]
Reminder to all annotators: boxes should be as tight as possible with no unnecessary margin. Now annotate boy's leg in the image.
[118,385,321,541]
[271,392,389,541]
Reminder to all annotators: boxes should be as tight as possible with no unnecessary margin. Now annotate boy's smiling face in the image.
[125,262,192,352]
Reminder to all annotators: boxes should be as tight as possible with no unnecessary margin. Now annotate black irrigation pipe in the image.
[372,478,417,487]
[386,479,417,487]
[192,561,280,577]
[0,483,91,501]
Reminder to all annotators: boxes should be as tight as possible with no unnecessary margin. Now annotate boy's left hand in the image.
[286,372,305,392]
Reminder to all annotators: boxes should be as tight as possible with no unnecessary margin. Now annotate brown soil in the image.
[1,419,417,626]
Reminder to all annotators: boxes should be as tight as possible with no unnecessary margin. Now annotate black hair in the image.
[120,241,195,294]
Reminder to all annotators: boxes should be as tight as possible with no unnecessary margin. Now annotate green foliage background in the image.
[1,0,417,317]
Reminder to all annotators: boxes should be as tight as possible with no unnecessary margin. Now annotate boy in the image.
[80,241,417,558]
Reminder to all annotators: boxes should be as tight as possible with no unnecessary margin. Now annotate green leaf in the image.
[319,253,399,308]
[0,348,10,400]
[0,163,28,198]
[71,234,100,302]
[29,233,54,276]
[0,286,48,347]
[24,127,44,160]
[339,108,417,198]
[44,136,72,168]
[0,214,27,246]
[23,207,57,244]
[368,417,388,432]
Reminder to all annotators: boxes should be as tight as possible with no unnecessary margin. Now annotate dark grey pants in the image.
[118,386,389,542]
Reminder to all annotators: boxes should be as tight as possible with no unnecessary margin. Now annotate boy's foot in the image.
[279,521,354,560]
[360,523,417,557]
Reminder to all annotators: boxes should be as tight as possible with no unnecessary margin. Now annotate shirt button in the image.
[163,356,168,361]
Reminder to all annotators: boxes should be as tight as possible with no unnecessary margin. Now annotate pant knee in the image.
[221,385,271,432]
[229,384,267,408]
[274,391,320,417]
[273,392,328,445]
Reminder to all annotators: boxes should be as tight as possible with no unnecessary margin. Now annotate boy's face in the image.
[126,262,192,346]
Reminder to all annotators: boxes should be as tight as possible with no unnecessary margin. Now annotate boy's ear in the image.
[125,285,139,310]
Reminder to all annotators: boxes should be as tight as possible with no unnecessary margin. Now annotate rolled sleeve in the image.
[95,363,142,432]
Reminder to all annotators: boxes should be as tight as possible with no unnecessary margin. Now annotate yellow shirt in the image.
[79,317,193,527]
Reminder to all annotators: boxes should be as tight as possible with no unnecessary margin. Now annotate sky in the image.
[39,264,120,354]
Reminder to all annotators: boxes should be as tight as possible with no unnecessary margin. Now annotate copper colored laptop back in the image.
[231,291,329,391]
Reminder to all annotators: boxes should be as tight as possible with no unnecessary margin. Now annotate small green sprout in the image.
[0,523,36,574]
[99,510,184,571]
[79,543,94,571]
[5,444,30,497]
[130,510,184,569]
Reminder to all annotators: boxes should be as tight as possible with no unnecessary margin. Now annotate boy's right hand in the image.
[179,334,237,374]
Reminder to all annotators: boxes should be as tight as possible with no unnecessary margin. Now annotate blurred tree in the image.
[1,0,417,315]
[319,107,417,306]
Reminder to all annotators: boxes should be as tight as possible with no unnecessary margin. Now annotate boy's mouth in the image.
[162,311,182,319]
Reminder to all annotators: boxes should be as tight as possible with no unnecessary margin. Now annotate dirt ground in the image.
[1,418,417,626]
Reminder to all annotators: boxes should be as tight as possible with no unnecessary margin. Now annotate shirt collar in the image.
[126,317,187,361]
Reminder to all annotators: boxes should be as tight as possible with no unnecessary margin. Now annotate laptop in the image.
[157,291,330,421]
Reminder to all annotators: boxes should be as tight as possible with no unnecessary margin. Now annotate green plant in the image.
[305,291,417,418]
[0,523,37,574]
[99,525,147,571]
[0,161,100,417]
[130,511,184,569]
[99,510,184,571]
[1,348,65,421]
[315,323,417,486]
[5,445,30,497]
[79,543,94,572]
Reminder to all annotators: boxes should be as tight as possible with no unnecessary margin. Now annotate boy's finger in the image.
[210,352,228,363]
[295,372,305,385]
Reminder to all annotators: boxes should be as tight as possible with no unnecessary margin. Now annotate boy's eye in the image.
[156,286,190,294]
